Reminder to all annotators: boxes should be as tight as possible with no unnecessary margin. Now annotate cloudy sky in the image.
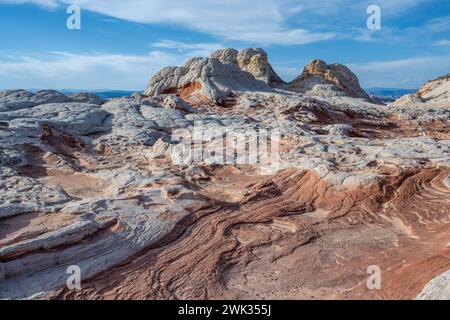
[0,0,449,90]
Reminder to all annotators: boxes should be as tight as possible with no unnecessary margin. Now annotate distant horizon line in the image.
[0,87,418,92]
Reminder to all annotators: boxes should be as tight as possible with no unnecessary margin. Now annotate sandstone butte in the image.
[0,48,449,300]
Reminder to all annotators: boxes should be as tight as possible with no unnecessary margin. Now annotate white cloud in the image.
[1,0,335,45]
[222,29,335,45]
[433,39,450,46]
[424,16,450,33]
[0,51,184,90]
[298,0,435,16]
[150,40,224,57]
[0,0,58,8]
[349,55,450,88]
[364,0,434,15]
[70,0,334,45]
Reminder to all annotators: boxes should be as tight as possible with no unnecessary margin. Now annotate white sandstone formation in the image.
[288,59,372,100]
[417,270,450,300]
[144,50,274,103]
[393,74,450,108]
[0,50,449,300]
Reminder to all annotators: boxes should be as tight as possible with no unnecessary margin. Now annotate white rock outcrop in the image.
[144,48,279,103]
[144,56,272,103]
[417,270,450,300]
[288,59,371,100]
[0,90,103,112]
[393,74,450,108]
[236,48,284,85]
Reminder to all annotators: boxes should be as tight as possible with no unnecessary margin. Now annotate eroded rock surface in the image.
[1,50,449,300]
[236,48,284,85]
[393,74,450,108]
[144,50,273,104]
[289,59,372,101]
[417,269,450,300]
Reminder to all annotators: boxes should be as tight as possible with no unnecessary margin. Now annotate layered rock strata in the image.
[0,50,449,300]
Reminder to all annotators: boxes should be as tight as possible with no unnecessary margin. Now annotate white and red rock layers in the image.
[0,50,449,300]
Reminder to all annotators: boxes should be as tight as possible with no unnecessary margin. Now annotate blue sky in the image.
[0,0,449,90]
